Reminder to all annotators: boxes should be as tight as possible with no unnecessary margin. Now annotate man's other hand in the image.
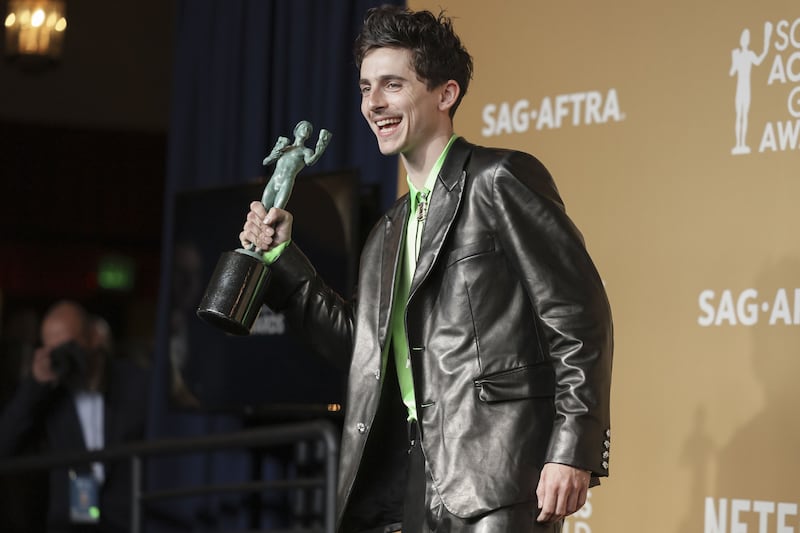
[535,462,591,523]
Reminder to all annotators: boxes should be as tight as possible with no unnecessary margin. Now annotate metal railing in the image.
[0,419,339,533]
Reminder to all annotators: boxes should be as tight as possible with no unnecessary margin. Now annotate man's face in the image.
[41,311,83,351]
[359,47,445,157]
[41,305,101,386]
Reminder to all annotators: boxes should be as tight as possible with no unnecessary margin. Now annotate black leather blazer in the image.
[265,137,613,528]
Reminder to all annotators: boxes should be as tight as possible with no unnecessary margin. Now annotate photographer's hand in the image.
[31,347,58,384]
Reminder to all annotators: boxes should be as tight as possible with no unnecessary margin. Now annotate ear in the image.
[438,80,460,113]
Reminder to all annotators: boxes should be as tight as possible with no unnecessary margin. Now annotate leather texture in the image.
[264,137,613,529]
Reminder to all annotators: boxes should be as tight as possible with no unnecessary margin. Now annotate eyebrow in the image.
[359,74,408,86]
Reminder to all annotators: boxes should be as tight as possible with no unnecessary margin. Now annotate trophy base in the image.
[196,249,271,336]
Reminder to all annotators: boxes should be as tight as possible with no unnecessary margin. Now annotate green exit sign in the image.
[97,255,135,291]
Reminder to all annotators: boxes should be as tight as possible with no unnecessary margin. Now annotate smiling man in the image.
[240,6,613,533]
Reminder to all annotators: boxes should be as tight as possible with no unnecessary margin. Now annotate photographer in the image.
[0,301,150,533]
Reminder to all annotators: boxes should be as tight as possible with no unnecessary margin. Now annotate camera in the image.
[49,341,88,383]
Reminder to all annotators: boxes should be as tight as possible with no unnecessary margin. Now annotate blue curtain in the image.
[164,0,401,199]
[146,1,402,529]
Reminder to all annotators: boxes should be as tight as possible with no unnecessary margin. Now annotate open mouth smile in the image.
[375,117,402,133]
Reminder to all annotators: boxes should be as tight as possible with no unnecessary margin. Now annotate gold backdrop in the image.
[407,1,800,532]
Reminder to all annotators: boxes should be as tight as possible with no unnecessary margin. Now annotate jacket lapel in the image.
[47,391,89,455]
[410,138,471,297]
[377,199,408,348]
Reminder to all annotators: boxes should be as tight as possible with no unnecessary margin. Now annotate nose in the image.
[365,88,386,112]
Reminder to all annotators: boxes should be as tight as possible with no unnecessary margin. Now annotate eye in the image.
[386,81,401,91]
[359,85,371,96]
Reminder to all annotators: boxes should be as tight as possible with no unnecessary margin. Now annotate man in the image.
[0,301,149,532]
[240,6,613,532]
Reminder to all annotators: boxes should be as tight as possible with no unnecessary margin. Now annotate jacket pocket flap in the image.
[474,363,555,402]
[444,236,497,267]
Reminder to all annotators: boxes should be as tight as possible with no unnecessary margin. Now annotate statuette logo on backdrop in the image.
[729,17,800,155]
[481,89,625,137]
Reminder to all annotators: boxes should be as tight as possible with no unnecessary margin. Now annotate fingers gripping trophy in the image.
[197,121,332,335]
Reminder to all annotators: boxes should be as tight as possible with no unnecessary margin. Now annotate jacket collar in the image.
[376,138,473,344]
[411,137,471,296]
[436,137,472,193]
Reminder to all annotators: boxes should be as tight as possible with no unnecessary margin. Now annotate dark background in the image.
[0,0,400,403]
[0,0,403,528]
[0,0,174,347]
[170,172,359,413]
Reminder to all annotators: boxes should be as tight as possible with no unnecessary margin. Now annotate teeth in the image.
[376,118,401,127]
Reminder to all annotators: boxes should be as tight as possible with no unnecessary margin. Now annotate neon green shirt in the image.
[388,134,459,421]
[262,240,290,264]
[263,134,459,421]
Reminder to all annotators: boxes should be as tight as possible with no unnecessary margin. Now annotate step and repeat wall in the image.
[408,1,798,532]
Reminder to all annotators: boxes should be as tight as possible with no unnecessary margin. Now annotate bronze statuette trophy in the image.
[196,121,332,335]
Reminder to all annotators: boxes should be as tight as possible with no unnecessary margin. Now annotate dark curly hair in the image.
[354,5,474,118]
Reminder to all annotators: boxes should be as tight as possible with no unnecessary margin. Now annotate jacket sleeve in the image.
[0,378,54,457]
[262,242,356,371]
[490,150,613,477]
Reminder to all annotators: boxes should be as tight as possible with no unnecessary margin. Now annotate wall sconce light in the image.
[4,0,67,67]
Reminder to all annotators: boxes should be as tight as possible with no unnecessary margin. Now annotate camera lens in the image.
[49,341,87,381]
